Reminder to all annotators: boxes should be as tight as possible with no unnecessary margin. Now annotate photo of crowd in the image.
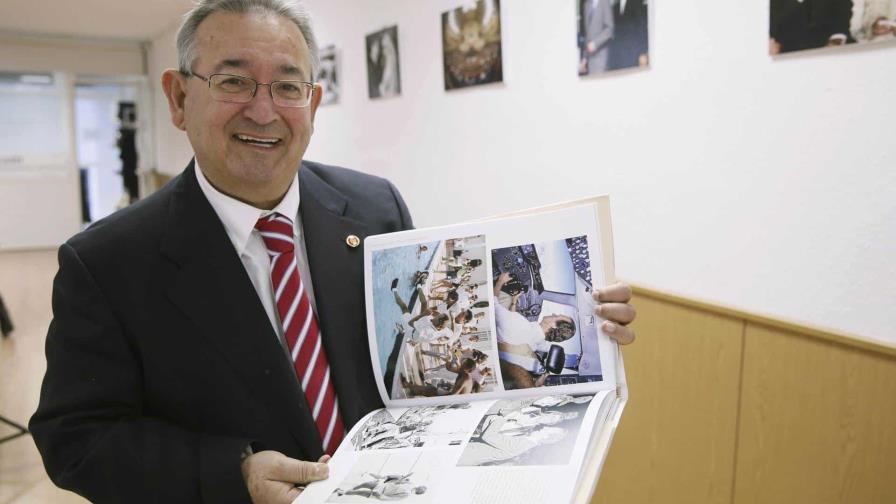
[456,394,595,466]
[577,0,649,76]
[491,236,603,390]
[770,0,896,54]
[371,235,497,399]
[351,403,484,451]
[441,0,504,90]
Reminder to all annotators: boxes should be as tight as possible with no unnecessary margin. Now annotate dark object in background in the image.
[0,293,13,337]
[117,102,139,203]
[770,0,854,53]
[78,167,92,224]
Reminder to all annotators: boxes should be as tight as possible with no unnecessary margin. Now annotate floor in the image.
[0,249,88,504]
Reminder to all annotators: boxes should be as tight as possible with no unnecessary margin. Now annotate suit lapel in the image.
[299,166,370,426]
[161,162,323,458]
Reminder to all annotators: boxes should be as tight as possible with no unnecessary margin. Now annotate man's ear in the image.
[161,69,188,131]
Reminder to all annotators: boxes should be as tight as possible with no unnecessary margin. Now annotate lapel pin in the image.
[346,234,361,248]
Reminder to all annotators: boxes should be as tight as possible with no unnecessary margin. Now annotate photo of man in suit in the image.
[580,0,615,75]
[29,1,638,503]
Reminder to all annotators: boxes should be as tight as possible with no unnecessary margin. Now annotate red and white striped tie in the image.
[255,213,344,455]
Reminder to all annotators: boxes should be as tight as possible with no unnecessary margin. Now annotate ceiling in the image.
[0,0,194,41]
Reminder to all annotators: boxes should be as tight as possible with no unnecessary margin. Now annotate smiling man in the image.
[30,1,636,503]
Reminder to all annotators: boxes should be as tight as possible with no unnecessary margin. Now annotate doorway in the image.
[74,82,141,224]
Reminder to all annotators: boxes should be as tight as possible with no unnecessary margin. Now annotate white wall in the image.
[147,24,195,175]
[147,0,896,345]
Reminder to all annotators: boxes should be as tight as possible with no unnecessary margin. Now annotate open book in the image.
[295,196,627,504]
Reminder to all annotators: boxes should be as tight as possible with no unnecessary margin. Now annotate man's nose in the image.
[242,84,278,125]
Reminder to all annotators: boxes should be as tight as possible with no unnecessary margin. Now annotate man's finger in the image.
[594,282,632,303]
[270,454,329,484]
[603,321,636,345]
[595,302,636,325]
[286,485,303,501]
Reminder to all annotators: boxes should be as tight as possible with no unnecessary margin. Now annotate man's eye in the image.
[278,83,301,93]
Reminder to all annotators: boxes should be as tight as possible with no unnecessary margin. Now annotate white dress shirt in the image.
[494,296,549,353]
[194,161,322,348]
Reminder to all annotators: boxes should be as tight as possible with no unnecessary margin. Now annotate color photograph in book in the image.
[491,236,603,390]
[457,394,595,466]
[371,235,498,399]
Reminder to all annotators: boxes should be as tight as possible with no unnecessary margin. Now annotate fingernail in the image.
[316,464,328,478]
[320,455,331,463]
[603,322,616,333]
[594,304,603,316]
[592,290,601,300]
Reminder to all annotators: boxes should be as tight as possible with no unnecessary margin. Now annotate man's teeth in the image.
[235,134,280,146]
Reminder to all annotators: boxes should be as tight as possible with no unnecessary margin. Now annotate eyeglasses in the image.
[185,71,315,108]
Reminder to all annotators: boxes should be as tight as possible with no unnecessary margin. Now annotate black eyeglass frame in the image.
[184,71,316,108]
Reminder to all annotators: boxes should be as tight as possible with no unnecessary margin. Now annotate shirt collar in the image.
[194,159,301,257]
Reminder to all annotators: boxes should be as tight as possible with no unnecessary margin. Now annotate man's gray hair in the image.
[176,0,319,80]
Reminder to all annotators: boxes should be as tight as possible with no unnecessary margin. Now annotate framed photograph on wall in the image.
[769,0,895,55]
[577,0,649,76]
[441,0,504,90]
[365,26,401,99]
[318,45,339,106]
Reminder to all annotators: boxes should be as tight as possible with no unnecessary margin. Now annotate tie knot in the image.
[255,213,295,255]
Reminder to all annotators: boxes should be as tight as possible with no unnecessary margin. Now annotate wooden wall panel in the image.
[592,294,744,504]
[734,324,896,504]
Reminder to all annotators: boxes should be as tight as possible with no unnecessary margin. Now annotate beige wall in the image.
[592,287,896,504]
[0,32,144,75]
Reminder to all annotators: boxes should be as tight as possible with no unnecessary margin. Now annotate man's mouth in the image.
[233,134,282,148]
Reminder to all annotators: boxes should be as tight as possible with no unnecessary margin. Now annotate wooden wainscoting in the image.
[592,286,896,504]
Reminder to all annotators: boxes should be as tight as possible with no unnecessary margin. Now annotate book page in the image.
[294,390,614,504]
[364,197,618,409]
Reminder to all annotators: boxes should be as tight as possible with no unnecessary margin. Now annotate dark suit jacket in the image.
[770,0,854,53]
[608,0,648,71]
[30,161,413,503]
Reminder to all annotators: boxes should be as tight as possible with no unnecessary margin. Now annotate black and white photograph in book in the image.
[318,45,340,105]
[441,0,503,90]
[351,403,486,451]
[371,235,497,399]
[328,452,450,502]
[456,394,595,466]
[365,26,401,99]
[770,0,896,55]
[491,236,602,390]
[577,0,649,76]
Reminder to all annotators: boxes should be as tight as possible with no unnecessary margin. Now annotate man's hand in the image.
[494,272,512,296]
[593,282,636,345]
[241,450,330,504]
